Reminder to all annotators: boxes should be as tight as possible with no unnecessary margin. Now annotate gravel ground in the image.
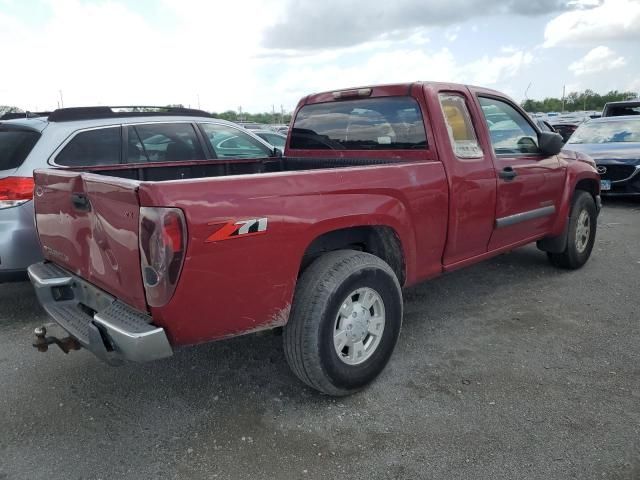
[0,198,638,480]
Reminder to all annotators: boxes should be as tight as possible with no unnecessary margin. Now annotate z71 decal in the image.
[206,218,268,242]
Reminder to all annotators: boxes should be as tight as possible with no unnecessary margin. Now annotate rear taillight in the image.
[139,207,187,307]
[0,176,34,209]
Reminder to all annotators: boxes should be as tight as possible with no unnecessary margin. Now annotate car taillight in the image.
[139,207,187,307]
[0,176,34,209]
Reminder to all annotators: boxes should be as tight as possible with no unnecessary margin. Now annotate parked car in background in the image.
[28,81,600,395]
[551,121,582,143]
[252,129,287,151]
[602,100,640,117]
[565,116,640,195]
[0,106,276,282]
[531,117,556,133]
[548,114,591,143]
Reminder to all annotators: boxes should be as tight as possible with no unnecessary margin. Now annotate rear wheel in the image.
[547,191,597,269]
[283,250,402,396]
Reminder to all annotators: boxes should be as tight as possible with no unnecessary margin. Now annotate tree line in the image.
[0,105,21,116]
[522,89,637,113]
[210,110,292,124]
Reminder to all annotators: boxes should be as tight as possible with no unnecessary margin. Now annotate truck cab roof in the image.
[302,81,506,106]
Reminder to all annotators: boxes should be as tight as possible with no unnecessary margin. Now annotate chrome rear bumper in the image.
[28,262,172,364]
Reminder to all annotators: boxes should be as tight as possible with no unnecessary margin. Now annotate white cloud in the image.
[445,27,460,42]
[464,51,534,85]
[568,46,626,75]
[625,78,640,95]
[0,1,536,113]
[270,45,534,108]
[0,0,282,112]
[544,0,640,47]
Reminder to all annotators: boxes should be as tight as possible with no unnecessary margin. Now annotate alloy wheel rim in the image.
[333,287,386,366]
[575,209,591,253]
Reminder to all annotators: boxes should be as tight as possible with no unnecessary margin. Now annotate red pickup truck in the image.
[28,82,601,396]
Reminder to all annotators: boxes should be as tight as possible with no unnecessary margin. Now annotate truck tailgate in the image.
[33,169,147,312]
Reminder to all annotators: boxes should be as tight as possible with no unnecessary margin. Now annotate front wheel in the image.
[283,250,403,396]
[547,191,597,269]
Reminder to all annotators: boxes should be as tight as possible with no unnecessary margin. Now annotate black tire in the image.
[547,191,597,269]
[283,250,402,396]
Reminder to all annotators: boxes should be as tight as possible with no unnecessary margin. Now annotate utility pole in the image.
[58,90,64,108]
[197,93,201,110]
[272,104,275,125]
[561,85,565,113]
[280,104,284,124]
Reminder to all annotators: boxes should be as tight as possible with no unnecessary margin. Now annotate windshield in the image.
[0,127,40,170]
[567,120,640,144]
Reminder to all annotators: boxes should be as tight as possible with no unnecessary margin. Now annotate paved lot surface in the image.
[0,199,638,480]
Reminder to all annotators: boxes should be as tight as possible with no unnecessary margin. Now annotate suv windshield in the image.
[0,127,40,170]
[567,119,640,144]
[290,97,427,150]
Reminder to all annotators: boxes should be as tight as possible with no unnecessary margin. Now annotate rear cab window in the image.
[0,126,41,171]
[290,97,427,150]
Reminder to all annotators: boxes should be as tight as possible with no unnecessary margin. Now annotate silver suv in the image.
[0,106,277,282]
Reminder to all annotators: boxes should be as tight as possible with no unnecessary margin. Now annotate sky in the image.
[0,0,639,113]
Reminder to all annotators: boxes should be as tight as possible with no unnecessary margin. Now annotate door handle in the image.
[71,193,91,212]
[499,166,517,181]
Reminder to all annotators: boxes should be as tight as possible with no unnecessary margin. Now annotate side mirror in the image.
[538,131,564,156]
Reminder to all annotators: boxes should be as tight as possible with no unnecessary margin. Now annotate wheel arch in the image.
[300,225,406,286]
[575,178,599,201]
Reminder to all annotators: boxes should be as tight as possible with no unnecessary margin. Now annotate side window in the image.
[478,97,539,155]
[56,127,121,167]
[257,133,286,149]
[438,94,482,159]
[127,123,205,163]
[200,123,271,159]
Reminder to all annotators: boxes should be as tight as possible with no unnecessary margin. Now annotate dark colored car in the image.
[565,116,640,195]
[549,114,590,143]
[602,100,640,117]
[552,123,581,143]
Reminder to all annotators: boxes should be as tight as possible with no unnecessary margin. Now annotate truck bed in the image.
[82,156,398,182]
[33,156,449,344]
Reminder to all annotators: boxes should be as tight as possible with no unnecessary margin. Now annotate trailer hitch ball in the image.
[34,326,50,352]
[32,325,81,354]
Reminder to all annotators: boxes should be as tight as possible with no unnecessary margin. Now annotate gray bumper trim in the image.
[28,262,172,364]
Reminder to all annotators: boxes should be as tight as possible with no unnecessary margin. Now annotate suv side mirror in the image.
[538,131,564,155]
